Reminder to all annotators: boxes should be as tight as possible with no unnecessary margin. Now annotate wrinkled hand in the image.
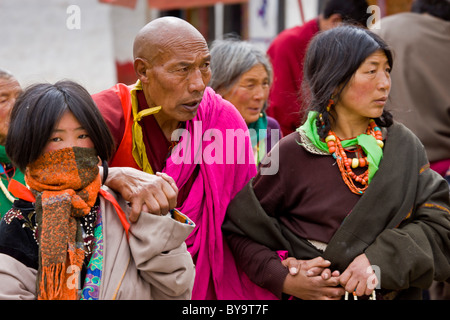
[282,257,340,280]
[282,256,345,300]
[104,167,178,222]
[339,253,377,297]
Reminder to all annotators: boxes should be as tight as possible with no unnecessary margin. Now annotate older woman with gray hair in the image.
[209,38,282,166]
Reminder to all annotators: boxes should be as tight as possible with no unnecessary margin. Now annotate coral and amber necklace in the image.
[325,119,384,195]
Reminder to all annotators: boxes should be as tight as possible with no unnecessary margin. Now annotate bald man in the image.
[93,17,274,300]
[95,17,208,222]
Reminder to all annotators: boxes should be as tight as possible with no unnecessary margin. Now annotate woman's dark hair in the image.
[301,25,394,139]
[322,0,371,26]
[6,80,115,171]
[411,0,450,21]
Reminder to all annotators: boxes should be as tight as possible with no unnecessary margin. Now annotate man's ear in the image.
[134,58,150,83]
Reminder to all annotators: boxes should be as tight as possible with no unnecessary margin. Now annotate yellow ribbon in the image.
[130,80,161,174]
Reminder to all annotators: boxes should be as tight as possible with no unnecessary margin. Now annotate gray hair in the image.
[209,37,273,96]
[0,68,14,80]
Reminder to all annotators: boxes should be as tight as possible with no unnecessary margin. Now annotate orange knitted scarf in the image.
[25,147,101,300]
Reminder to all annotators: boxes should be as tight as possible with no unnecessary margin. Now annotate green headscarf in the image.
[0,145,10,164]
[0,145,26,217]
[248,113,268,165]
[297,111,383,183]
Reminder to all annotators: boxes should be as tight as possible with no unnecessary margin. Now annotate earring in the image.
[326,99,334,112]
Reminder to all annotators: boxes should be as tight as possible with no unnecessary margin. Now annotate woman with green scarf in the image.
[209,37,282,166]
[222,25,450,300]
[0,69,24,218]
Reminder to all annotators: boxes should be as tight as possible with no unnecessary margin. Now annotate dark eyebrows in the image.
[52,126,86,133]
[176,61,192,67]
[363,58,389,67]
[173,54,211,68]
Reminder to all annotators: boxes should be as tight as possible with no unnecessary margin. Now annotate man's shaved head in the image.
[133,16,207,64]
[131,16,211,130]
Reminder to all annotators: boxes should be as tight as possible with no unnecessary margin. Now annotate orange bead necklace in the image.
[325,119,383,195]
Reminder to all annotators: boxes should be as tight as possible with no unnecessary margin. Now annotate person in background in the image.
[267,0,370,136]
[0,69,24,218]
[93,16,276,299]
[209,37,282,166]
[0,80,195,300]
[374,0,450,300]
[223,25,450,300]
[374,0,450,178]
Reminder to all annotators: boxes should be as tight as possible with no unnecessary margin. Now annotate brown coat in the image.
[223,122,450,299]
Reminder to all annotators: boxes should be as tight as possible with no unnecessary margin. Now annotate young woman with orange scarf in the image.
[0,80,195,300]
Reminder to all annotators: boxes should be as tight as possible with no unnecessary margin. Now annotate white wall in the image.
[285,0,319,29]
[248,0,319,51]
[0,0,117,93]
[0,0,319,92]
[110,0,149,64]
[248,0,280,51]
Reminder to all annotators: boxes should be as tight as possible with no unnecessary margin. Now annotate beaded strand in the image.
[325,119,383,195]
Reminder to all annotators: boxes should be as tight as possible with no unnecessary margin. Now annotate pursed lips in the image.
[374,96,388,105]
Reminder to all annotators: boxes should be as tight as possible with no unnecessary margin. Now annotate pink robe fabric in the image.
[164,87,277,300]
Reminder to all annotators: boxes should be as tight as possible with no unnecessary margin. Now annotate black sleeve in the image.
[0,200,39,270]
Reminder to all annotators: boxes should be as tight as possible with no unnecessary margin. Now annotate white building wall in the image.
[0,0,318,92]
[110,0,149,64]
[248,0,319,51]
[248,0,280,51]
[285,0,319,29]
[0,0,117,93]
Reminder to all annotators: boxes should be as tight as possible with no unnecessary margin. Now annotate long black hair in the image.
[302,25,394,139]
[322,0,371,25]
[6,80,115,172]
[411,0,450,21]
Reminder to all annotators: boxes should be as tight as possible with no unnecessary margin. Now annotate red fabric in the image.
[430,158,450,177]
[93,83,171,172]
[266,19,319,136]
[8,179,35,202]
[115,61,137,86]
[92,87,125,149]
[99,0,137,8]
[93,84,196,206]
[99,188,130,239]
[107,83,141,171]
